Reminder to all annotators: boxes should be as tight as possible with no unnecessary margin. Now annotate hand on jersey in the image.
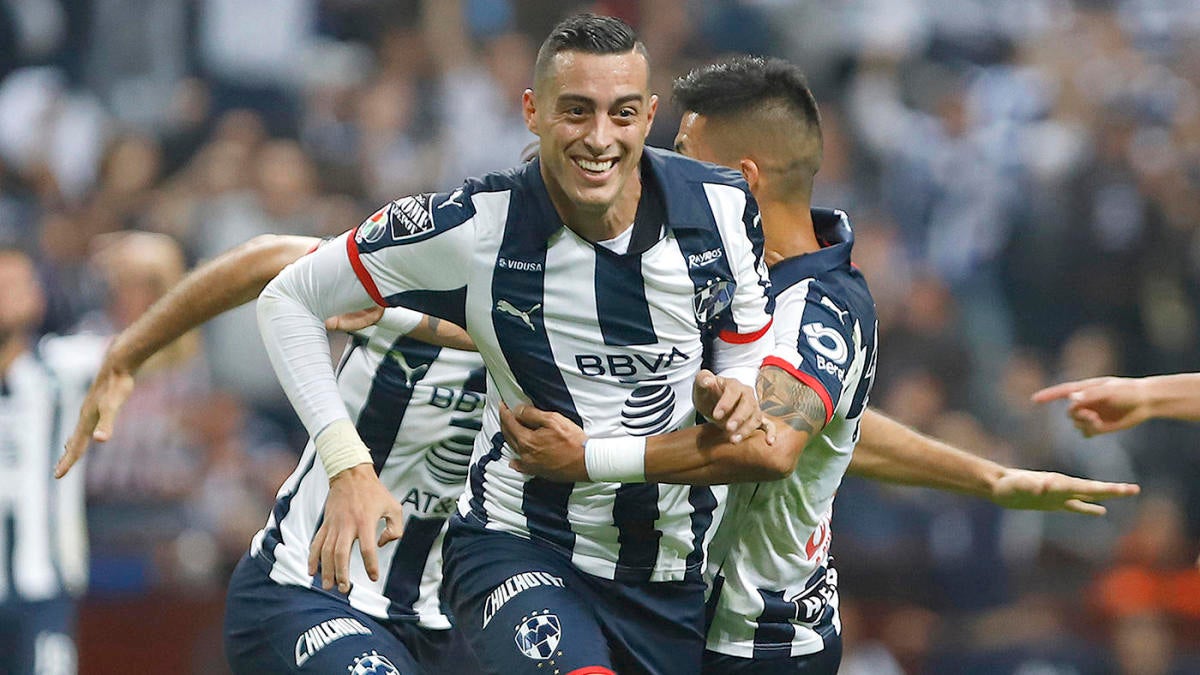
[692,369,774,444]
[989,467,1140,515]
[502,403,589,482]
[1032,377,1151,437]
[310,464,405,594]
[56,360,136,478]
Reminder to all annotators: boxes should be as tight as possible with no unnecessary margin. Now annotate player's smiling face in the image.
[525,49,657,216]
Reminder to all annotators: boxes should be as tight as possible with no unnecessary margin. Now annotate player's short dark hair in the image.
[534,14,647,87]
[673,56,821,137]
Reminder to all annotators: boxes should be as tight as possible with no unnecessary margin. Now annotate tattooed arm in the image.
[638,366,826,485]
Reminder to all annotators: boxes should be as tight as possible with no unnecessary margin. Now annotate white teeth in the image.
[577,158,615,173]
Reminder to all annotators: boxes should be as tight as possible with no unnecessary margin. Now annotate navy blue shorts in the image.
[0,596,76,675]
[223,555,478,674]
[441,515,708,675]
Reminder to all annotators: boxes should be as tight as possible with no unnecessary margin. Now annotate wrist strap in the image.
[315,418,372,479]
[584,436,647,483]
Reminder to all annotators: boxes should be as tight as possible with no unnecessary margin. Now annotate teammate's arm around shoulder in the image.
[57,234,320,478]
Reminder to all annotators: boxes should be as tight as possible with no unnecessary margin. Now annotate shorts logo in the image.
[621,383,675,436]
[347,650,399,674]
[482,572,565,628]
[514,610,561,660]
[693,279,734,325]
[294,617,372,667]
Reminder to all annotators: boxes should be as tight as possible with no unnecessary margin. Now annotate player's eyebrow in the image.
[556,93,646,109]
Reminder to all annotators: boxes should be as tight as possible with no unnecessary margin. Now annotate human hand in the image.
[990,467,1140,515]
[1032,377,1149,437]
[309,464,405,593]
[502,403,589,482]
[56,361,135,478]
[692,369,772,444]
[325,306,385,332]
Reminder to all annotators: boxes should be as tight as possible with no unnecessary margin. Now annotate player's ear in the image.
[523,89,538,134]
[643,94,659,138]
[739,158,761,194]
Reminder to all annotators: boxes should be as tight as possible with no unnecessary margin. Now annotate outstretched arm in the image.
[1032,374,1200,436]
[56,234,319,477]
[850,409,1140,515]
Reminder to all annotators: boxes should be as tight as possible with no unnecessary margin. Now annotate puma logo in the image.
[496,299,541,332]
[385,349,429,387]
[820,296,848,323]
[438,188,464,210]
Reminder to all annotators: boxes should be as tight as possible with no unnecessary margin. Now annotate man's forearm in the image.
[643,422,806,485]
[108,234,318,371]
[1143,373,1200,421]
[848,409,1003,498]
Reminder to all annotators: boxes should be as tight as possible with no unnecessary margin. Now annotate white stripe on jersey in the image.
[249,319,484,628]
[0,335,103,603]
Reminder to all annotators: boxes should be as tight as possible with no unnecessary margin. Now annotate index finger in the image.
[1031,378,1105,403]
[57,406,99,478]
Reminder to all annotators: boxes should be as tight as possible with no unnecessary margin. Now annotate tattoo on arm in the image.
[757,366,827,435]
[427,316,441,333]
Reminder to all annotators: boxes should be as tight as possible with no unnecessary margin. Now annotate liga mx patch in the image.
[693,278,735,324]
[357,194,435,244]
[514,610,561,660]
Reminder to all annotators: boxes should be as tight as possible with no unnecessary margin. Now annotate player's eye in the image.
[566,106,587,118]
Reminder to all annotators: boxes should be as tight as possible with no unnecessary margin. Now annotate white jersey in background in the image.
[0,334,104,604]
[249,308,485,628]
[705,209,878,659]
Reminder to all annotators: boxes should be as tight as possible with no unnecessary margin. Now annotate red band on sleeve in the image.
[567,668,616,675]
[718,318,773,344]
[761,355,834,424]
[345,229,387,307]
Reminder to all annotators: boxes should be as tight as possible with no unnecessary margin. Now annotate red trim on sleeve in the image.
[761,355,834,424]
[718,318,773,344]
[305,242,320,255]
[567,668,616,675]
[345,228,387,307]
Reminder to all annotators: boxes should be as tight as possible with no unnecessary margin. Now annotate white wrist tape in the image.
[584,436,647,483]
[315,418,373,479]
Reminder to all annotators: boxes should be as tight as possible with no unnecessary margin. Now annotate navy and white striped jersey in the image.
[347,148,774,582]
[249,311,485,629]
[0,334,104,604]
[705,210,878,658]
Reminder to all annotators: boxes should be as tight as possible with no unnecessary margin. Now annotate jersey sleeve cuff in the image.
[761,355,834,424]
[346,228,387,307]
[718,318,773,344]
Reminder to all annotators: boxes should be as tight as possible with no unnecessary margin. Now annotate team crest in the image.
[357,195,435,245]
[693,279,735,324]
[514,610,561,660]
[347,650,399,675]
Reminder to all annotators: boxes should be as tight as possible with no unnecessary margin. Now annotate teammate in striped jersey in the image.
[501,57,1140,674]
[55,235,485,673]
[255,14,774,674]
[1,248,97,675]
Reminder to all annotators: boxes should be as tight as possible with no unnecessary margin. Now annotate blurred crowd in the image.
[2,0,1200,672]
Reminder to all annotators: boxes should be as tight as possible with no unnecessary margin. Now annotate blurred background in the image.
[2,0,1200,672]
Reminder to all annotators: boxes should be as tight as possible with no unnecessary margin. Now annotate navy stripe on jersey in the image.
[355,336,441,472]
[427,417,479,486]
[492,190,581,554]
[2,512,14,600]
[34,355,65,590]
[257,452,318,566]
[594,249,656,347]
[383,515,447,620]
[612,483,662,581]
[684,486,717,580]
[467,433,507,525]
[384,288,468,331]
[752,589,796,658]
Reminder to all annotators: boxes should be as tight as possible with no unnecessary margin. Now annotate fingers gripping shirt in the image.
[259,150,774,583]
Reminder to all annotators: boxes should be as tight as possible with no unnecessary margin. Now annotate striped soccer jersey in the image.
[0,334,104,604]
[347,148,774,583]
[705,210,878,659]
[249,313,485,628]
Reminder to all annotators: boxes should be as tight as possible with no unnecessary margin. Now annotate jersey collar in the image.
[768,208,855,292]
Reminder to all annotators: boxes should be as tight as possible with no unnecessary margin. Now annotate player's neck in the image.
[760,199,818,262]
[0,332,27,375]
